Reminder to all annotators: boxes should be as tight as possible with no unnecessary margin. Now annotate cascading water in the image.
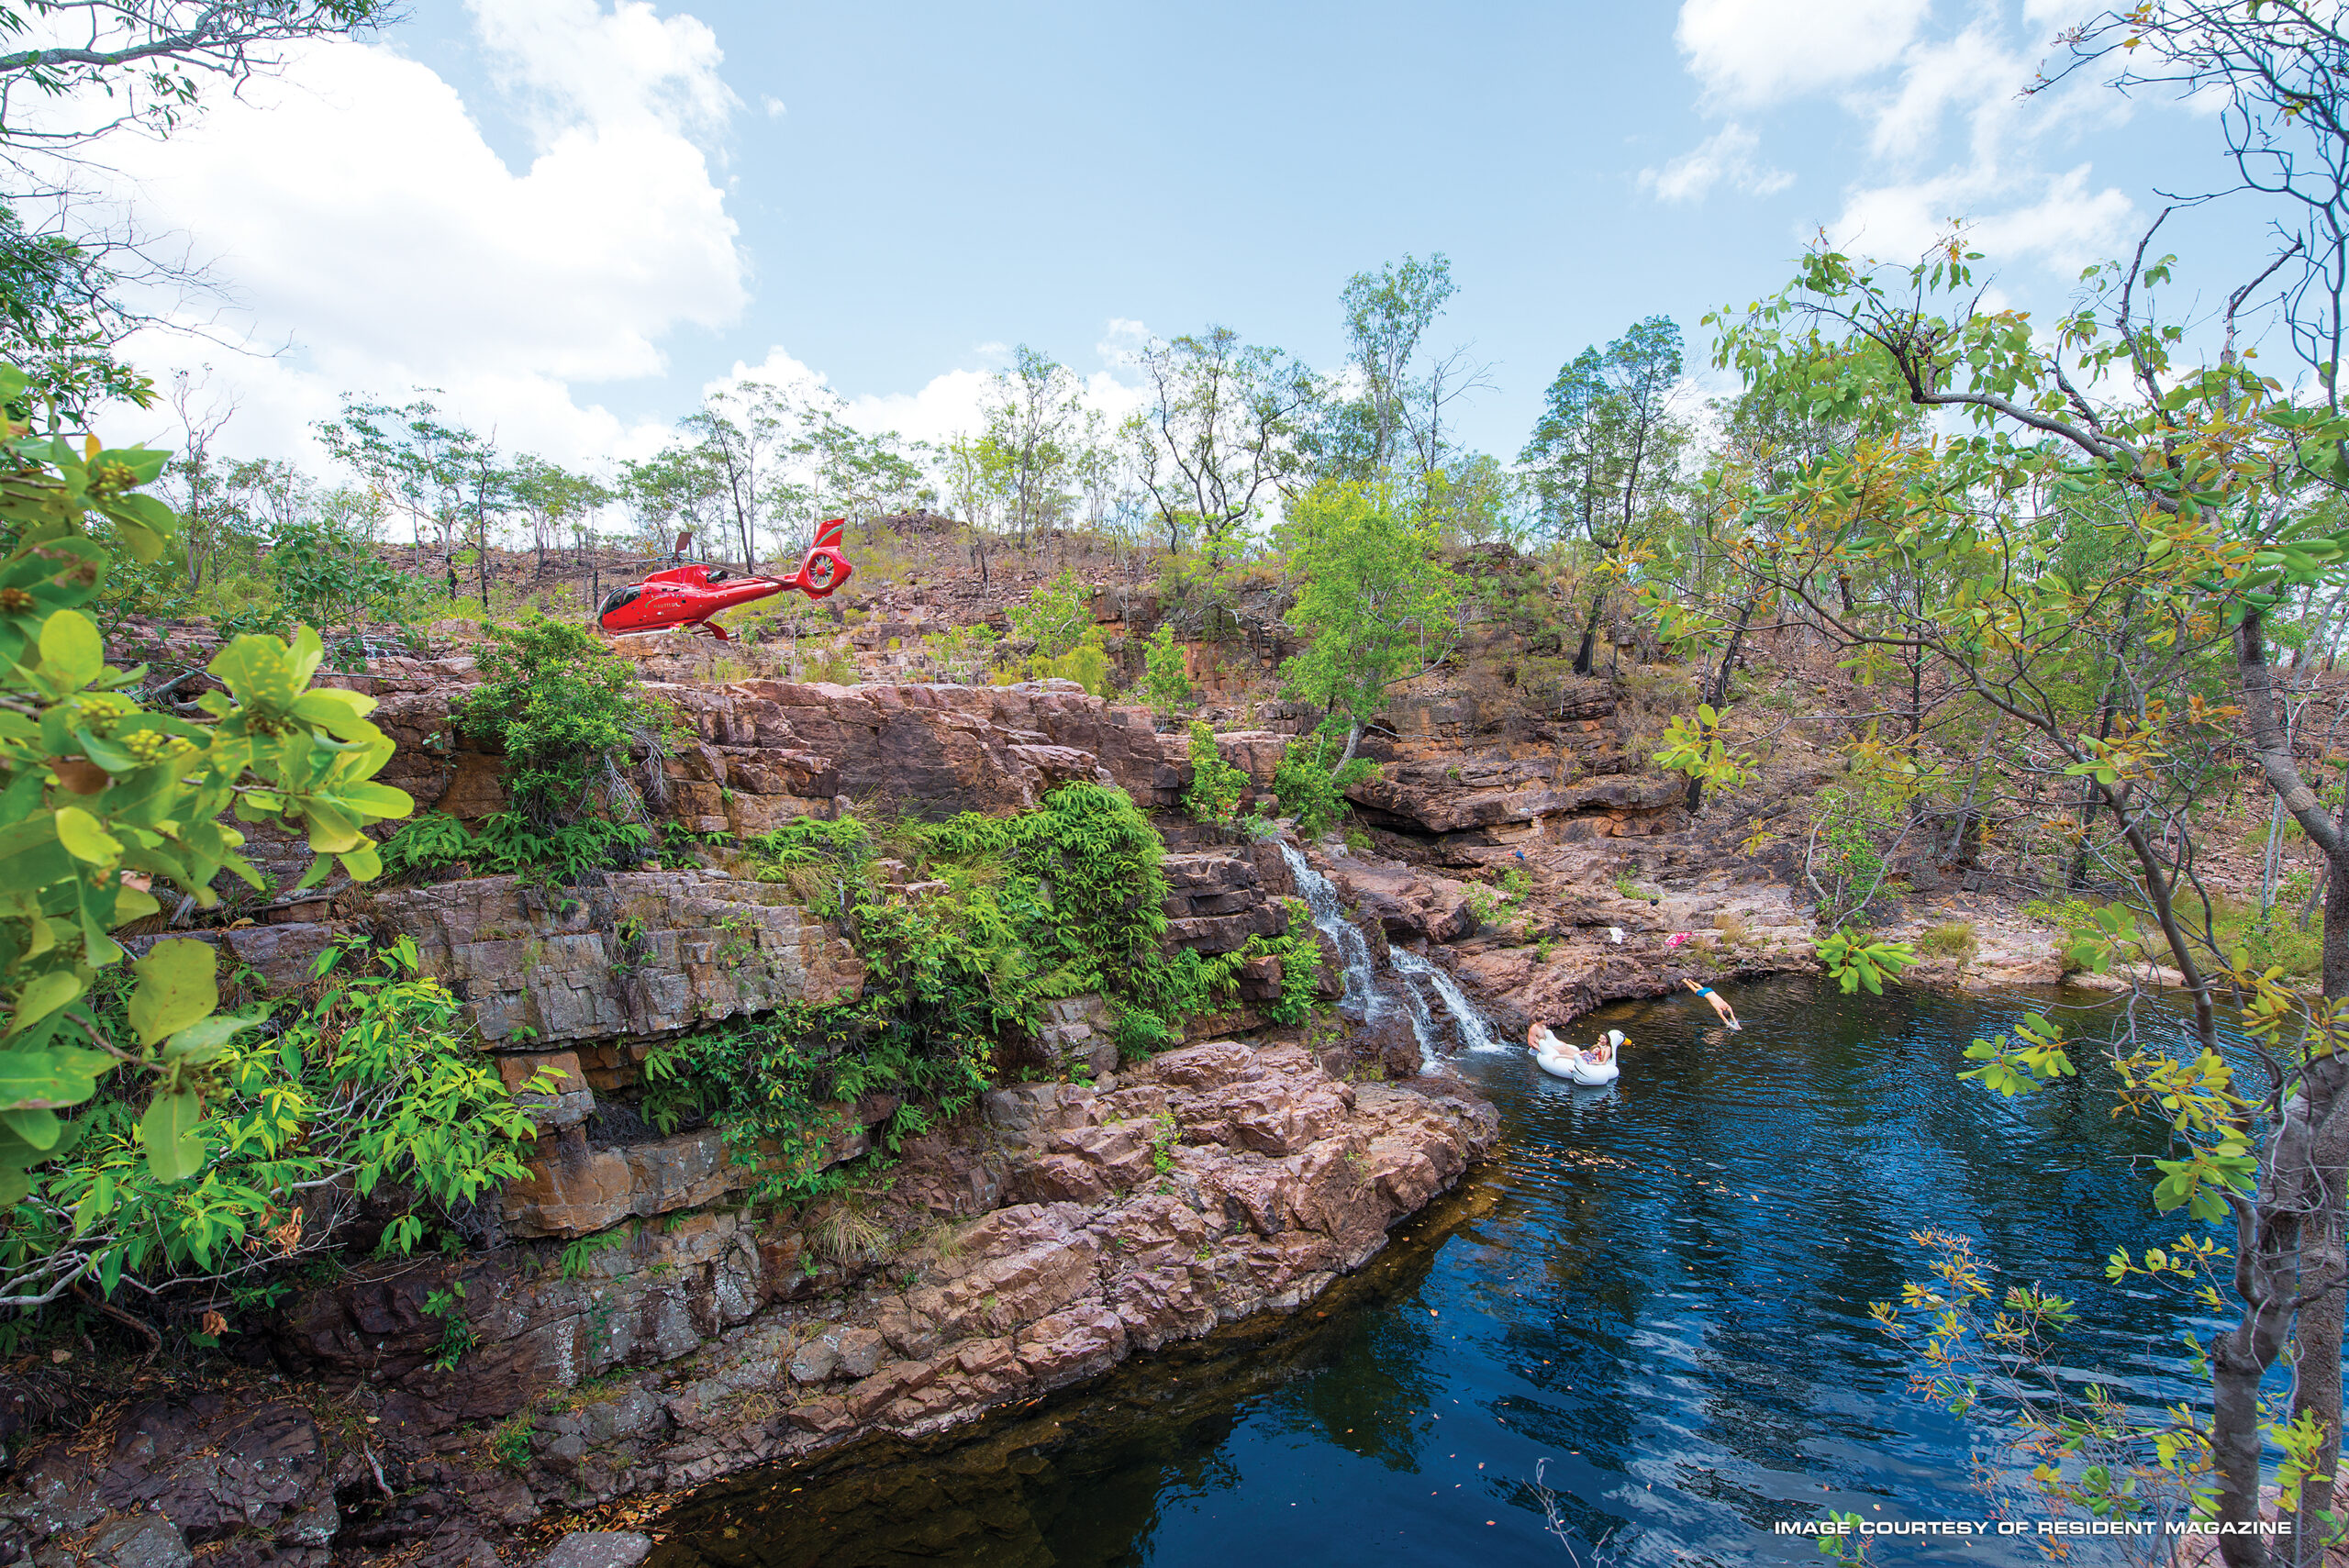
[1392,949,1504,1052]
[1276,843,1499,1070]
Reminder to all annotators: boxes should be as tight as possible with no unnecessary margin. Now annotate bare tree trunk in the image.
[1572,586,1605,676]
[1686,600,1753,815]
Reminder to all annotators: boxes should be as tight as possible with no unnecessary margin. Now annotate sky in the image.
[77,0,2283,483]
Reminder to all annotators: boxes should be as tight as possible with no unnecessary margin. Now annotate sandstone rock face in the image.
[120,921,339,993]
[369,872,863,1047]
[652,679,1189,827]
[1325,855,1481,944]
[1,1395,340,1568]
[260,1039,1493,1529]
[499,1095,899,1240]
[1350,756,1686,836]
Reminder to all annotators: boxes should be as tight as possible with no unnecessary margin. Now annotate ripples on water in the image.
[653,977,2244,1567]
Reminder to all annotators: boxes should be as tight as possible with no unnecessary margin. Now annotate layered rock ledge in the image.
[0,1039,1492,1567]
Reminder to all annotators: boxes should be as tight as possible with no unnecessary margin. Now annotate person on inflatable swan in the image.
[1530,1022,1625,1084]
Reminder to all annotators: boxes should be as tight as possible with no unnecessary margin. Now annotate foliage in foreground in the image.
[0,368,417,1307]
[1,938,550,1325]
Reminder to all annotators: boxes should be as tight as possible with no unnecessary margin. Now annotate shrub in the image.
[1005,569,1094,657]
[461,616,672,828]
[1715,911,1751,946]
[1185,722,1247,824]
[5,937,547,1317]
[1031,628,1113,695]
[1140,625,1193,716]
[929,624,997,684]
[0,366,416,1246]
[379,809,650,885]
[1271,734,1374,837]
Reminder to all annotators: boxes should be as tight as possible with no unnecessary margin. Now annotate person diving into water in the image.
[1683,977,1740,1030]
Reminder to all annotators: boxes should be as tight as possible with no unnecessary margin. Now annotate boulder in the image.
[538,1532,653,1568]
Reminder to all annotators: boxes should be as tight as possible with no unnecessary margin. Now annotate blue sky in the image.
[98,0,2277,473]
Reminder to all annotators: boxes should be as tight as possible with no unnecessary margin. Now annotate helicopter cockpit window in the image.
[705,569,731,583]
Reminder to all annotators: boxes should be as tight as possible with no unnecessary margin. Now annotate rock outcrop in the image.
[369,871,865,1049]
[0,1040,1494,1567]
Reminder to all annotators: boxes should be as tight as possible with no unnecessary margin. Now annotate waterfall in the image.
[1392,950,1504,1053]
[1278,843,1480,1072]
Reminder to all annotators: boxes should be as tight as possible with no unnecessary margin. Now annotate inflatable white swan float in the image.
[1531,1025,1624,1086]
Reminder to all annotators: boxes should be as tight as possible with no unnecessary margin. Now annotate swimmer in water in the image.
[1683,976,1741,1030]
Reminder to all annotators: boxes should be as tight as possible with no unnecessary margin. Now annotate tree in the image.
[979,346,1082,550]
[1277,482,1464,762]
[0,1,394,162]
[616,444,724,560]
[1697,227,2349,1562]
[0,205,146,417]
[684,383,795,573]
[316,394,472,595]
[0,4,396,414]
[1127,327,1314,564]
[1521,316,1689,673]
[510,455,612,580]
[448,428,511,613]
[2035,4,2349,410]
[161,366,233,591]
[1338,252,1453,476]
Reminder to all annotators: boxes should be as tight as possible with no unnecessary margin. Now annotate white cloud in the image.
[1640,122,1793,203]
[1831,162,2136,271]
[1675,0,1931,106]
[760,95,786,117]
[1862,26,2030,161]
[95,0,747,473]
[706,329,1148,454]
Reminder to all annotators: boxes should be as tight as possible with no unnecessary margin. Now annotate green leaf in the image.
[139,1089,206,1182]
[37,609,100,692]
[161,1007,266,1062]
[128,939,217,1047]
[0,1106,60,1151]
[7,969,82,1036]
[53,806,121,865]
[0,1045,109,1108]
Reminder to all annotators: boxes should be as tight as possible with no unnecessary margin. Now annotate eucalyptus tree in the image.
[616,444,724,560]
[684,383,795,573]
[978,346,1082,550]
[161,366,232,591]
[1521,316,1690,673]
[316,394,470,595]
[796,412,923,542]
[1126,325,1315,564]
[510,456,612,580]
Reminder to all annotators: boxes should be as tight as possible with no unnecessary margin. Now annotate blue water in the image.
[653,977,2237,1567]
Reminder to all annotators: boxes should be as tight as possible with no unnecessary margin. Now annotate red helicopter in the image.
[596,518,854,640]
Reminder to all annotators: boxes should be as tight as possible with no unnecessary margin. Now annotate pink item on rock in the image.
[1665,932,1694,949]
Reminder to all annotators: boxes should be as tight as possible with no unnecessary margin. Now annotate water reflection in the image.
[654,978,2234,1567]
